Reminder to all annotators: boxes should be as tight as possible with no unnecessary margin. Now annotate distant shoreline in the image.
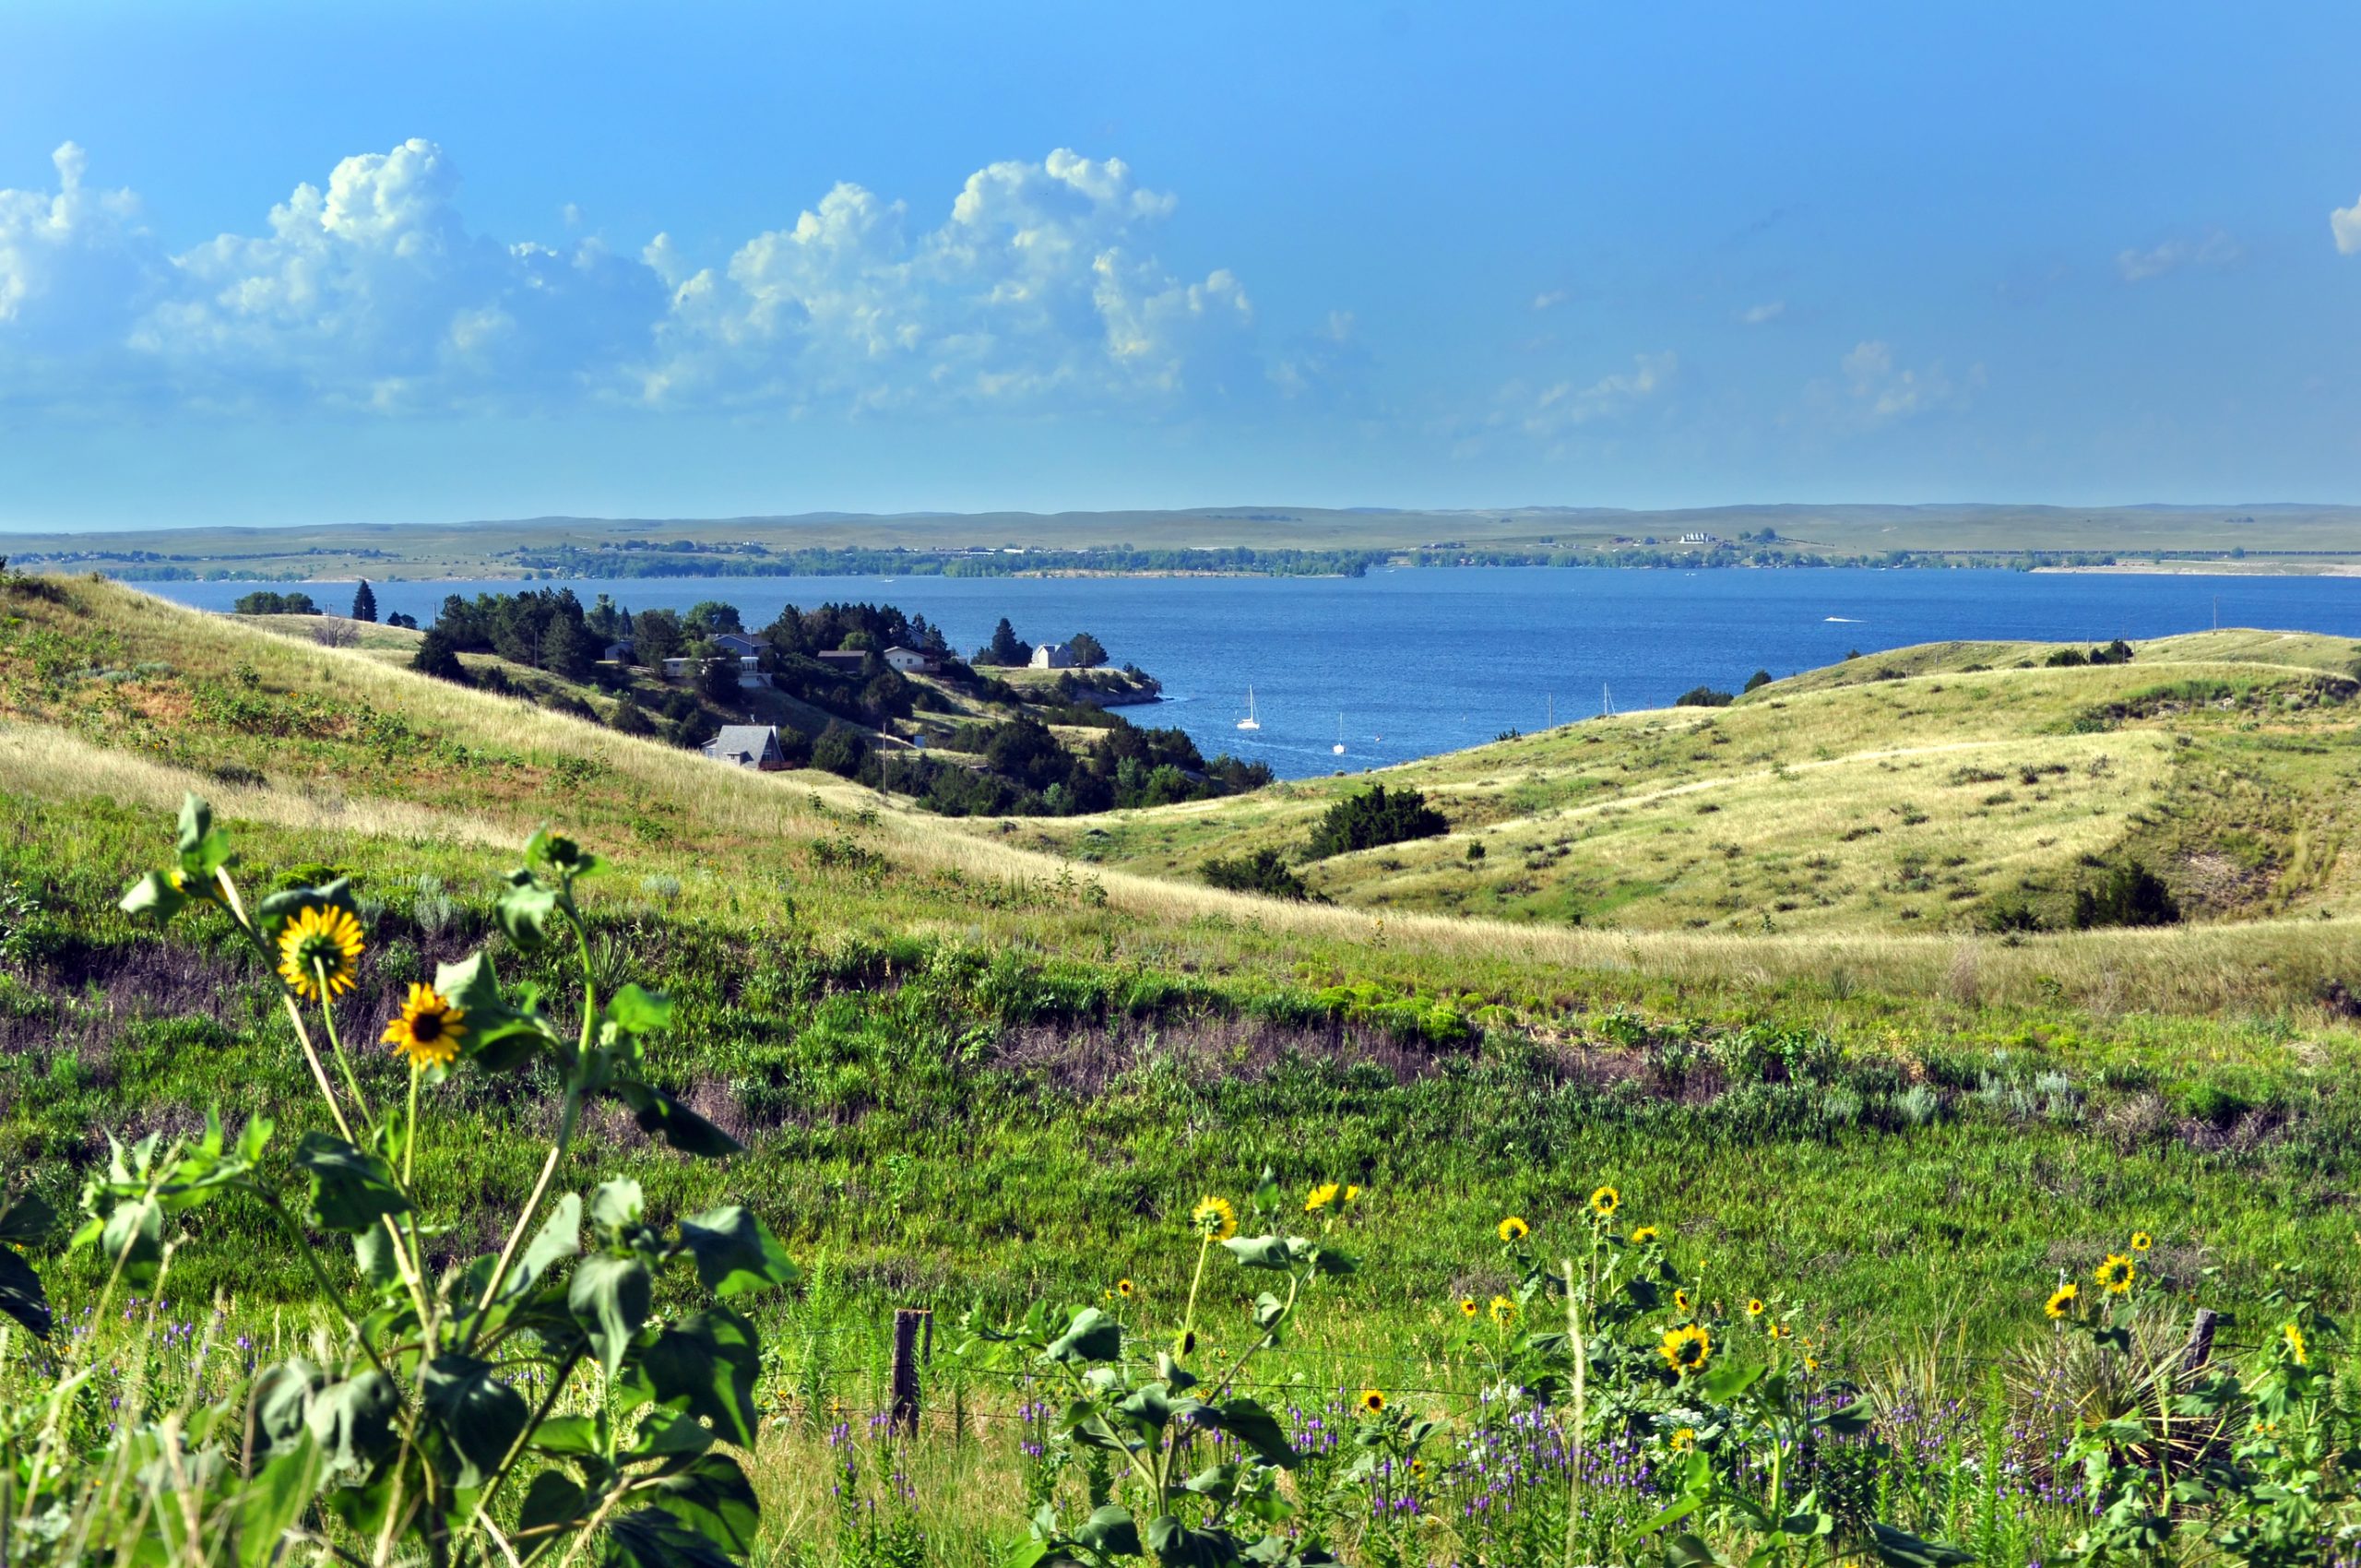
[2033,561,2361,578]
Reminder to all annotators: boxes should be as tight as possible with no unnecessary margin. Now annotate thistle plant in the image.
[8,794,797,1566]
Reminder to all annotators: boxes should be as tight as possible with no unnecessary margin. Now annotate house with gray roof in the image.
[702,725,789,771]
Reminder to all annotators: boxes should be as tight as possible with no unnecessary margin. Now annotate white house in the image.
[884,646,939,674]
[1029,641,1076,670]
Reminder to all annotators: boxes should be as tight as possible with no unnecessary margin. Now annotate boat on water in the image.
[1333,714,1347,755]
[1237,688,1261,731]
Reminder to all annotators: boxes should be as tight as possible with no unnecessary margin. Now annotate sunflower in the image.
[1344,1184,1362,1204]
[1673,1289,1694,1315]
[1668,1427,1696,1453]
[1191,1196,1239,1241]
[1658,1324,1712,1377]
[1458,1296,1479,1319]
[2045,1282,2080,1319]
[381,982,466,1070]
[1767,1322,1793,1341]
[1589,1185,1619,1219]
[277,906,364,1001]
[1305,1182,1342,1214]
[1804,1355,1820,1372]
[1358,1388,1386,1414]
[2130,1230,2153,1253]
[2094,1253,2136,1295]
[1408,1457,1427,1479]
[2284,1322,2308,1367]
[1116,1278,1135,1299]
[1630,1226,1659,1244]
[1745,1298,1766,1318]
[1497,1215,1530,1243]
[1489,1295,1517,1328]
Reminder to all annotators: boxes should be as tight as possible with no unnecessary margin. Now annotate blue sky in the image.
[3,1,2357,529]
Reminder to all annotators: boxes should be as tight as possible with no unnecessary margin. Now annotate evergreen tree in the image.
[410,627,468,683]
[1068,631,1108,668]
[540,613,596,682]
[350,579,378,623]
[981,617,1031,666]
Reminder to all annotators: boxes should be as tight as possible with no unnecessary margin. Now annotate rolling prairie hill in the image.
[13,573,2361,1331]
[1010,632,2361,933]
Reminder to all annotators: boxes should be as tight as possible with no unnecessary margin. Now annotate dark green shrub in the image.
[1303,784,1448,861]
[1201,849,1311,900]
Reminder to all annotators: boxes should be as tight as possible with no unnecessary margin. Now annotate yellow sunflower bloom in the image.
[2045,1282,2080,1319]
[1344,1184,1362,1204]
[1630,1226,1659,1244]
[1673,1289,1694,1315]
[1589,1185,1619,1218]
[2284,1322,2308,1367]
[1116,1278,1135,1299]
[1497,1215,1530,1243]
[1489,1294,1517,1328]
[1458,1296,1479,1318]
[1191,1196,1239,1241]
[1305,1182,1342,1214]
[381,982,466,1069]
[1746,1298,1765,1318]
[2094,1253,2136,1295]
[1358,1388,1386,1414]
[1669,1427,1696,1453]
[1658,1324,1712,1377]
[1767,1322,1793,1340]
[277,906,364,1001]
[2130,1230,2153,1253]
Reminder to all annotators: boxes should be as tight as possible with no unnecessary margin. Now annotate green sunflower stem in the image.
[403,1062,421,1187]
[1563,1253,1585,1568]
[314,958,378,1137]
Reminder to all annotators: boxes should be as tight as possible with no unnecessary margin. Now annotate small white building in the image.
[884,646,939,674]
[1029,641,1076,670]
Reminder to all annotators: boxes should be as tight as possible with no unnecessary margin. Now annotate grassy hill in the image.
[7,570,2361,1384]
[1024,631,2361,935]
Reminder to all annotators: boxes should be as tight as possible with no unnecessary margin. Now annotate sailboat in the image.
[1237,688,1261,731]
[1332,714,1347,755]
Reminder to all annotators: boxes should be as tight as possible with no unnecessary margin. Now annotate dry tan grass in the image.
[0,720,515,850]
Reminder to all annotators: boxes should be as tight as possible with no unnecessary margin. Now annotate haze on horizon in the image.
[3,1,2357,530]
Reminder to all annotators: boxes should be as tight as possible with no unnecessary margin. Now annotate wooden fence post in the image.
[890,1309,925,1437]
[2180,1307,2219,1374]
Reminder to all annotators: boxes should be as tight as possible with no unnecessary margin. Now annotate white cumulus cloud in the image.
[2116,227,2239,282]
[0,140,1283,417]
[1739,300,1786,325]
[1834,339,1979,425]
[641,148,1255,410]
[2333,196,2361,255]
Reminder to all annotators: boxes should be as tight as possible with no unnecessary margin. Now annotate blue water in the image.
[143,568,2361,779]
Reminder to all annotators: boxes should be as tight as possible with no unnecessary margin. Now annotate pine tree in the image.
[410,627,469,683]
[350,578,378,623]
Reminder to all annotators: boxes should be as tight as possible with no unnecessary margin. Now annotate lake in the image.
[143,568,2361,779]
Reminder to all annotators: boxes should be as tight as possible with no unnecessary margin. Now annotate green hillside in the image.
[17,569,2361,1560]
[1024,630,2361,933]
